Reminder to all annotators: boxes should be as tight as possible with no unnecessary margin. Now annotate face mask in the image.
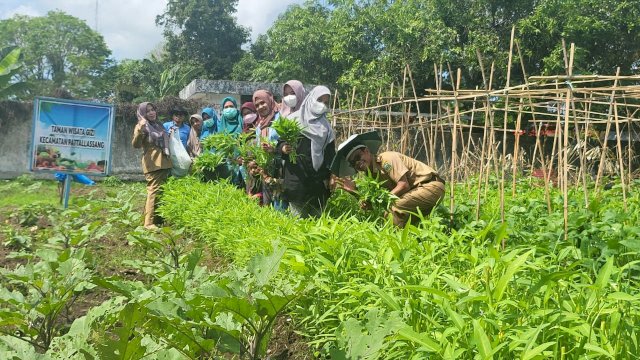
[203,119,216,129]
[283,94,298,108]
[222,107,238,120]
[310,100,328,115]
[243,113,257,124]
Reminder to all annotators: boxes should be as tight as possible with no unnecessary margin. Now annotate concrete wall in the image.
[0,101,144,180]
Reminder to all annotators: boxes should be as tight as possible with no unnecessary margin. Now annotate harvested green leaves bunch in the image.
[271,117,303,164]
[192,152,224,176]
[201,133,237,158]
[354,171,398,219]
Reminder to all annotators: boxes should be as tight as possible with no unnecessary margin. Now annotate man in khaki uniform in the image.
[341,143,445,227]
[132,102,173,229]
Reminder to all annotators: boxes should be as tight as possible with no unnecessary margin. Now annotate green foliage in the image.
[238,0,640,93]
[518,0,640,75]
[354,171,399,221]
[126,226,189,271]
[232,3,337,84]
[1,175,640,358]
[202,132,238,157]
[0,247,95,351]
[157,0,250,80]
[160,177,640,358]
[271,117,304,164]
[0,47,26,99]
[192,151,225,177]
[157,63,199,98]
[0,11,112,99]
[90,245,300,359]
[106,58,163,103]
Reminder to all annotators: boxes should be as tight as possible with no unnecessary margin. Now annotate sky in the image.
[0,0,304,61]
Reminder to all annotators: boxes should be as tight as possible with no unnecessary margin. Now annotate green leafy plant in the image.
[93,245,301,359]
[0,248,95,351]
[101,176,124,187]
[126,226,188,271]
[202,132,238,157]
[192,151,225,177]
[0,46,27,99]
[354,171,398,221]
[271,117,304,164]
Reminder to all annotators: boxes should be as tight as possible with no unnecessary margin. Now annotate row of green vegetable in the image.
[1,176,639,359]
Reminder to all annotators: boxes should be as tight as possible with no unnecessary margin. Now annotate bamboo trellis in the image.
[328,41,640,239]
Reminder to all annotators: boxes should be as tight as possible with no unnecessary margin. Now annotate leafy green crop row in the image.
[156,176,640,358]
[1,176,638,358]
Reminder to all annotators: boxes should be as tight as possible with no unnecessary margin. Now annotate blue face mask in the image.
[203,119,216,129]
[222,107,238,120]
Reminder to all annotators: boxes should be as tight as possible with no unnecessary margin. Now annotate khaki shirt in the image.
[375,151,437,190]
[131,121,172,174]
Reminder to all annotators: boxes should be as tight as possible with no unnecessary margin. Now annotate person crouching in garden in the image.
[338,140,445,227]
[131,102,172,230]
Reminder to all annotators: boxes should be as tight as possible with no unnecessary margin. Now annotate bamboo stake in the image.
[500,26,516,226]
[475,50,493,220]
[484,63,497,202]
[627,106,633,184]
[595,67,621,190]
[449,68,462,226]
[374,87,382,135]
[386,82,394,150]
[429,99,436,167]
[347,86,356,135]
[547,88,561,190]
[515,40,552,212]
[401,66,409,154]
[563,88,571,242]
[331,89,339,129]
[511,102,523,197]
[464,88,479,184]
[613,103,628,211]
[361,92,370,132]
[583,92,594,179]
[434,63,445,173]
[407,64,430,166]
[565,43,589,207]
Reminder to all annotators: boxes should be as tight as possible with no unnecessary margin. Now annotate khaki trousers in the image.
[391,180,445,227]
[144,168,170,227]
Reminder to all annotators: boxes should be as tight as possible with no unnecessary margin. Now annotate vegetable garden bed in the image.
[1,175,639,359]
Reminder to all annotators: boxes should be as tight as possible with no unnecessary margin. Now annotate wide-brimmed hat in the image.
[330,131,382,177]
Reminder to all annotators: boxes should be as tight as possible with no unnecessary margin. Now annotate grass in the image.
[0,179,59,208]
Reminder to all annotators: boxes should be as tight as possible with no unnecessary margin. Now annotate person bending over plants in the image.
[335,137,445,227]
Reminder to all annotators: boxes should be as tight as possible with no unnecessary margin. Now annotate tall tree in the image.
[157,0,250,80]
[0,11,112,99]
[518,0,640,76]
[232,0,640,95]
[232,3,337,84]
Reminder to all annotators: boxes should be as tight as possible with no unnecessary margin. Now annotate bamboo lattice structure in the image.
[328,43,640,237]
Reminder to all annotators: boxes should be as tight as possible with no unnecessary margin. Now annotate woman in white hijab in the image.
[278,86,336,218]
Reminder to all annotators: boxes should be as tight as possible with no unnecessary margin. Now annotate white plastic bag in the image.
[168,130,192,177]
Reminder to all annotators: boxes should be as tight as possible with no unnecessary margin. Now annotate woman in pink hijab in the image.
[252,89,281,149]
[252,89,287,211]
[279,80,306,118]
